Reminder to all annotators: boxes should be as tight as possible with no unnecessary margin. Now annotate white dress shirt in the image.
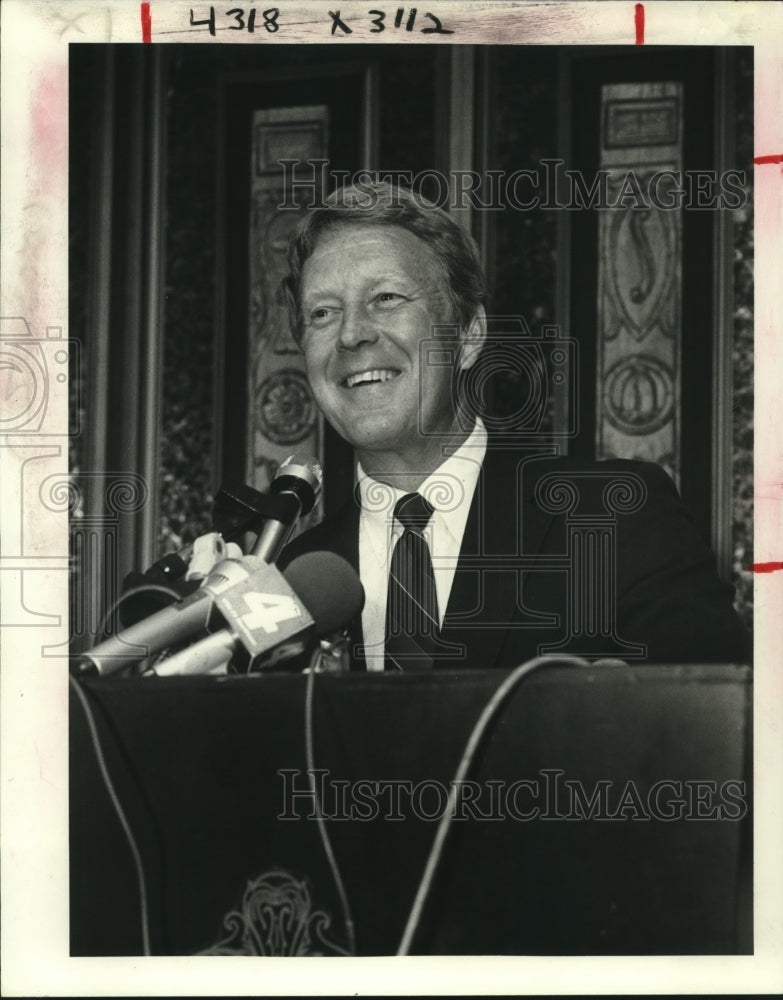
[356,420,488,671]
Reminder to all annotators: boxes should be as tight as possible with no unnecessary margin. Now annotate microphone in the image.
[251,454,323,563]
[153,551,364,676]
[74,457,322,677]
[73,555,268,677]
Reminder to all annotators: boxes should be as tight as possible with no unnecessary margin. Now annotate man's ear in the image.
[459,305,487,371]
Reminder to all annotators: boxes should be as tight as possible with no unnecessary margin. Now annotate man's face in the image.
[298,223,461,461]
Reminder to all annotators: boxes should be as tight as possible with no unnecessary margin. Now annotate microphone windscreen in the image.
[282,551,364,637]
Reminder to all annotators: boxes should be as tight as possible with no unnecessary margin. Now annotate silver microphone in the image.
[251,454,323,563]
[73,555,266,676]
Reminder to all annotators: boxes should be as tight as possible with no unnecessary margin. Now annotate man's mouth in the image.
[341,368,401,388]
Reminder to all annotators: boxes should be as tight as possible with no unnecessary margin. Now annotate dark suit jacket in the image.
[279,447,750,669]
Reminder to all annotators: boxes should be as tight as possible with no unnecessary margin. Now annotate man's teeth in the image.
[345,369,399,388]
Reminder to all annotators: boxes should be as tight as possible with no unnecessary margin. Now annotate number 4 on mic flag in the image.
[215,569,314,658]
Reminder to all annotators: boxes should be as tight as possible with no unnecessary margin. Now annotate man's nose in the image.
[338,302,379,350]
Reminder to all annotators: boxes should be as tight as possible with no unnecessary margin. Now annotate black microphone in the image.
[72,555,268,677]
[153,551,364,676]
[251,454,323,563]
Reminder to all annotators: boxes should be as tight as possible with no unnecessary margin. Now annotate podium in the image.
[70,663,751,956]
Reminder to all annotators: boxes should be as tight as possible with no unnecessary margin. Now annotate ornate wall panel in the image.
[247,107,328,512]
[596,82,683,485]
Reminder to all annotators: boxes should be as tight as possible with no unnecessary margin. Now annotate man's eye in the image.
[308,306,336,326]
[375,292,405,308]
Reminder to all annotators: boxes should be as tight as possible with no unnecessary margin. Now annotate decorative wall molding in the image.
[596,82,683,485]
[247,107,327,508]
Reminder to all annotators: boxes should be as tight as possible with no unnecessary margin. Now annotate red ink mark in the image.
[635,3,645,44]
[753,154,783,165]
[34,70,65,160]
[141,2,152,43]
[747,562,783,573]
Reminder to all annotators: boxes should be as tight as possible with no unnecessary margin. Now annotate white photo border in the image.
[1,1,781,995]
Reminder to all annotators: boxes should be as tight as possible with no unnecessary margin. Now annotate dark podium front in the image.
[70,664,751,957]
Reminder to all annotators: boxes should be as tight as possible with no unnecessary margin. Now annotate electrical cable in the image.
[95,583,182,643]
[304,664,357,956]
[396,654,594,956]
[69,673,152,956]
[71,651,598,958]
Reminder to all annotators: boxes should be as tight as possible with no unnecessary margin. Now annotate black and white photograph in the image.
[1,2,781,995]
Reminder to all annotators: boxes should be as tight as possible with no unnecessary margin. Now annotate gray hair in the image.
[281,180,486,341]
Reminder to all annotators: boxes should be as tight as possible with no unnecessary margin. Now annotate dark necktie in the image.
[384,492,439,672]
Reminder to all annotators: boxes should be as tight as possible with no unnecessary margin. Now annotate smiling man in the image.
[279,181,749,672]
[294,221,484,488]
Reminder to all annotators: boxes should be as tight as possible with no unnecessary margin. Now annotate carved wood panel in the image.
[596,82,683,485]
[247,106,328,513]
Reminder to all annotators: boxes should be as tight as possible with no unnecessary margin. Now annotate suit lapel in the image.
[310,499,367,670]
[325,498,360,569]
[440,445,559,670]
[332,444,559,671]
[337,504,367,671]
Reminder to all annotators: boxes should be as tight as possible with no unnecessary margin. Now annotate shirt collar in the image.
[356,419,487,553]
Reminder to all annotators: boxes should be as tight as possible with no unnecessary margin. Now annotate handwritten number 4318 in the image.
[189,8,453,35]
[189,8,280,34]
